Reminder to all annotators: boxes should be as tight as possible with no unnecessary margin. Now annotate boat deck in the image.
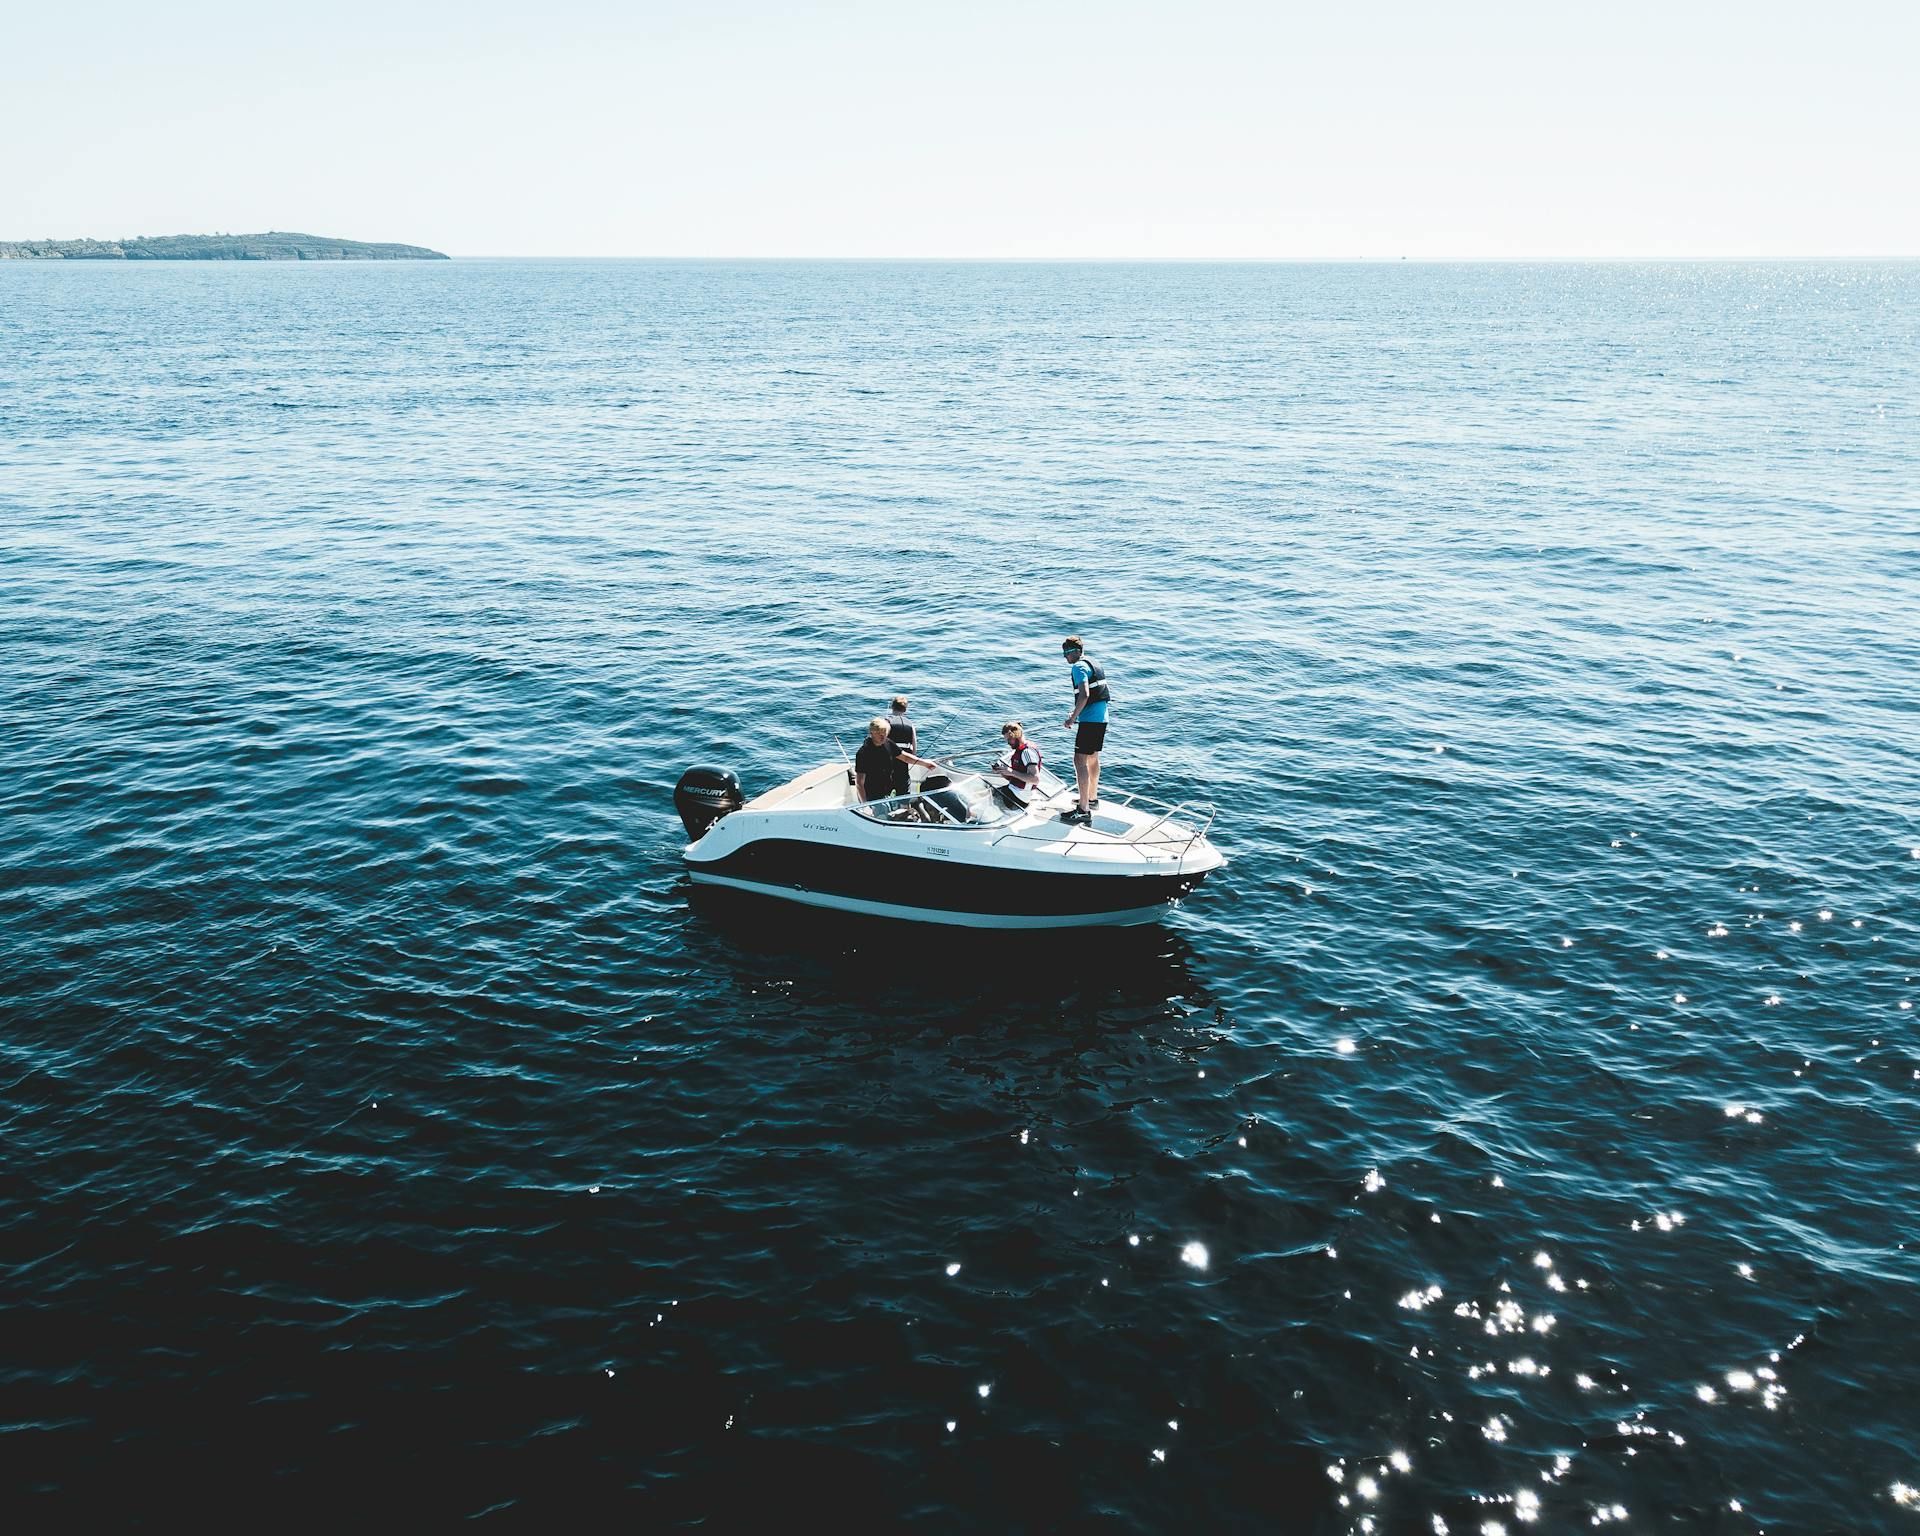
[735,760,1217,864]
[739,762,855,814]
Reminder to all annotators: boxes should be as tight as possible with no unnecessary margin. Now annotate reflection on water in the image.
[684,881,1211,1019]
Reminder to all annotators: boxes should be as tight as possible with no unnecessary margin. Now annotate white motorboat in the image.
[674,750,1224,929]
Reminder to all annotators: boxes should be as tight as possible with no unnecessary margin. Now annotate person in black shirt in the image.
[855,716,934,803]
[886,695,918,797]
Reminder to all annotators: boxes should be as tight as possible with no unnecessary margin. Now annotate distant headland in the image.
[0,231,448,261]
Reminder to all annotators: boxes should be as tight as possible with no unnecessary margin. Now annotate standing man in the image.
[1060,635,1110,824]
[885,695,918,798]
[855,716,935,803]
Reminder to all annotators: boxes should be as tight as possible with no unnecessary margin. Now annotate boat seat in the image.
[929,788,974,824]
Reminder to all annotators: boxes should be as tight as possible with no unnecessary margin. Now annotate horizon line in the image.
[443,252,1920,264]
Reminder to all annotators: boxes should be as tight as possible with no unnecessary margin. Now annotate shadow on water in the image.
[681,881,1218,1026]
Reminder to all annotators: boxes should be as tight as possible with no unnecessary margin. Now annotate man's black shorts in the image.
[1074,721,1108,754]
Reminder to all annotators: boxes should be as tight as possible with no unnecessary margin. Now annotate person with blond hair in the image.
[854,715,934,803]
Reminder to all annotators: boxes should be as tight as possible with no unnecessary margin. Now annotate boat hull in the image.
[679,760,1221,930]
[688,835,1206,924]
[687,870,1192,927]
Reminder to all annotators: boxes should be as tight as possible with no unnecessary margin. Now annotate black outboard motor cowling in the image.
[675,767,744,841]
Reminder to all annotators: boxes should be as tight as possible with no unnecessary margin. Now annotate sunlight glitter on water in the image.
[8,260,1920,1529]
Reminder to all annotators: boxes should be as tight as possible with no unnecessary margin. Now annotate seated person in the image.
[993,720,1044,809]
[855,715,936,803]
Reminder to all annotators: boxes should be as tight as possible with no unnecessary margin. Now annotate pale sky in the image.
[4,0,1915,258]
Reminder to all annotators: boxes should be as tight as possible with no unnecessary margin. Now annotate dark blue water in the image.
[3,260,1917,1529]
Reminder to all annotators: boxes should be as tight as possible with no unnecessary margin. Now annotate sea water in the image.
[2,259,1917,1527]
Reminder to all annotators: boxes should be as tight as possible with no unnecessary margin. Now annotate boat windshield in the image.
[855,774,1013,827]
[928,775,1011,825]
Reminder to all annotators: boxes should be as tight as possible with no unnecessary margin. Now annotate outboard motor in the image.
[675,767,743,840]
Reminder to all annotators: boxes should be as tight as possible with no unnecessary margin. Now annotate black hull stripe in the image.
[689,838,1205,916]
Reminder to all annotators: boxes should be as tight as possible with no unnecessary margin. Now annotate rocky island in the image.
[0,231,448,260]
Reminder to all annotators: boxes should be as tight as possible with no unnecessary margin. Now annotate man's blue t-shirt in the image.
[1071,660,1109,723]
